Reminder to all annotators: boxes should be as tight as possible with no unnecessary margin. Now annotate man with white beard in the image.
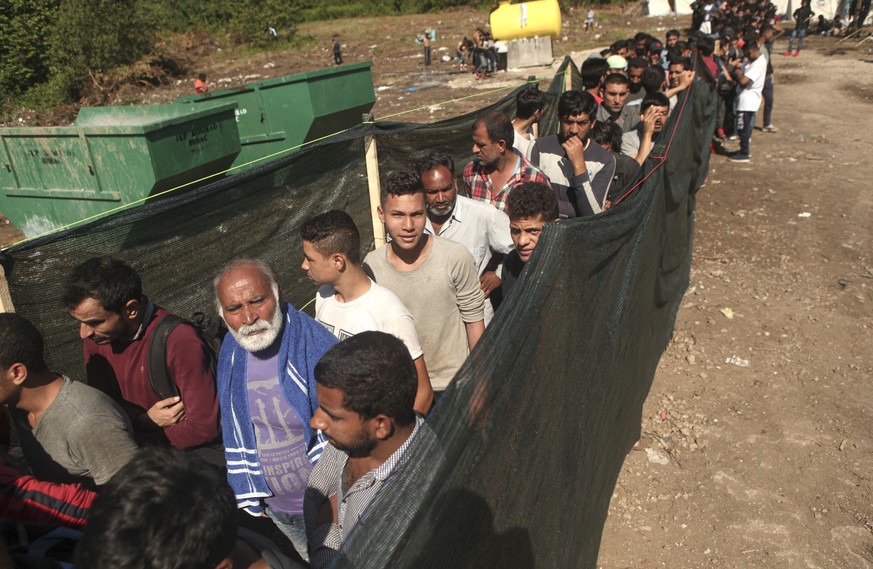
[213,258,337,562]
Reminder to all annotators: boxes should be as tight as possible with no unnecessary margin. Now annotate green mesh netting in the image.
[0,54,716,569]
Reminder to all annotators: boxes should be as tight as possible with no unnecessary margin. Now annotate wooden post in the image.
[362,114,386,248]
[0,264,15,313]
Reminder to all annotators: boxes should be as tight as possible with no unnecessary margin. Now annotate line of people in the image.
[0,26,708,568]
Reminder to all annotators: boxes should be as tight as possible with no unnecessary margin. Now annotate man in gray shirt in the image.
[0,313,138,488]
[365,171,485,392]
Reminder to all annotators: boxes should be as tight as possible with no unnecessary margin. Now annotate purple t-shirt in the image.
[246,348,312,515]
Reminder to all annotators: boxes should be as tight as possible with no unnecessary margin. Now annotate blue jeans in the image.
[762,74,774,126]
[788,28,806,52]
[736,111,756,157]
[266,508,309,563]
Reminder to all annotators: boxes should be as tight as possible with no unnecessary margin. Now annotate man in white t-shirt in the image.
[727,32,767,163]
[300,210,434,415]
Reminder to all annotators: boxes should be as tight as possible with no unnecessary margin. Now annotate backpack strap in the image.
[147,314,186,400]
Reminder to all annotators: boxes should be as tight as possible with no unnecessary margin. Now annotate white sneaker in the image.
[763,124,778,132]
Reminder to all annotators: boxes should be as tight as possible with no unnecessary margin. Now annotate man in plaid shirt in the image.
[463,111,550,212]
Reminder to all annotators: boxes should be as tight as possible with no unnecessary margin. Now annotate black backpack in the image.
[147,312,226,400]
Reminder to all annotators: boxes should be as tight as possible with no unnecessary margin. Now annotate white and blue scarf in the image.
[218,303,337,515]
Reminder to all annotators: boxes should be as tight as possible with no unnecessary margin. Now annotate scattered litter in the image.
[645,448,670,465]
[805,154,824,161]
[376,86,391,91]
[839,438,848,451]
[797,212,812,218]
[837,278,849,289]
[725,355,750,367]
[369,44,378,49]
[788,157,798,162]
[407,87,417,92]
[659,410,667,420]
[263,62,275,69]
[719,307,738,319]
[441,55,451,62]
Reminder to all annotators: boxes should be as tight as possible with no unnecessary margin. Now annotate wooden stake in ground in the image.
[0,265,15,313]
[363,114,386,248]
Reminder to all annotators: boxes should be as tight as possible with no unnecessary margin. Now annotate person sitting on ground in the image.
[195,73,208,94]
[621,93,671,165]
[305,331,435,569]
[597,73,640,133]
[626,57,649,105]
[464,111,550,212]
[63,256,221,450]
[530,90,616,218]
[581,57,609,104]
[727,32,767,162]
[76,447,303,569]
[590,121,641,203]
[511,86,545,160]
[214,258,338,561]
[500,182,560,298]
[417,153,514,325]
[0,313,138,488]
[300,209,434,415]
[364,171,485,394]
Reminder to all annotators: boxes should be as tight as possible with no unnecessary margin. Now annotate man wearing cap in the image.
[605,55,627,75]
[596,73,640,133]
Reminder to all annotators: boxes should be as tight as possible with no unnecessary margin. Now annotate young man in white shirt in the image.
[728,32,767,163]
[300,210,434,415]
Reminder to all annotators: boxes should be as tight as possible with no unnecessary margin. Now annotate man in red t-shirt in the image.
[63,256,220,450]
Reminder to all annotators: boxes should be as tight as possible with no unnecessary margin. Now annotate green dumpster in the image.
[0,103,240,238]
[175,61,375,170]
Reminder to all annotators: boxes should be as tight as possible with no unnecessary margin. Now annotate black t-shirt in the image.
[794,6,814,31]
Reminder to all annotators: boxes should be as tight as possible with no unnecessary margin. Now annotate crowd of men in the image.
[0,14,808,567]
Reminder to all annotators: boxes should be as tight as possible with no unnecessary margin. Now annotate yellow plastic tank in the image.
[489,0,562,41]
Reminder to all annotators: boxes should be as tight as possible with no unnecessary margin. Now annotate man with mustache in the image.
[417,153,513,325]
[530,90,616,218]
[213,258,337,561]
[64,256,220,450]
[463,110,549,213]
[596,73,640,133]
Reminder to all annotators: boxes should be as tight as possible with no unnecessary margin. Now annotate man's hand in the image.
[640,106,660,137]
[146,396,185,428]
[677,69,695,90]
[562,136,588,176]
[316,494,338,527]
[479,271,501,298]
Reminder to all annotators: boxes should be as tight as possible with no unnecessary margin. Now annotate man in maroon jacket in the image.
[63,256,220,449]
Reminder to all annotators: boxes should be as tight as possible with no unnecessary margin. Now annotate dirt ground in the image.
[2,8,873,568]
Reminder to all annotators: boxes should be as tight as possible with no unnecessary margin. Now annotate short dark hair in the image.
[300,210,361,264]
[697,35,715,57]
[627,56,648,70]
[76,448,237,569]
[610,39,630,52]
[641,92,671,114]
[581,58,609,89]
[641,65,667,95]
[62,256,142,313]
[669,56,693,71]
[515,87,545,120]
[314,331,417,427]
[557,90,597,121]
[381,170,424,205]
[474,111,514,148]
[603,72,630,89]
[506,182,559,222]
[415,153,455,178]
[666,29,680,39]
[591,120,624,153]
[0,313,47,373]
